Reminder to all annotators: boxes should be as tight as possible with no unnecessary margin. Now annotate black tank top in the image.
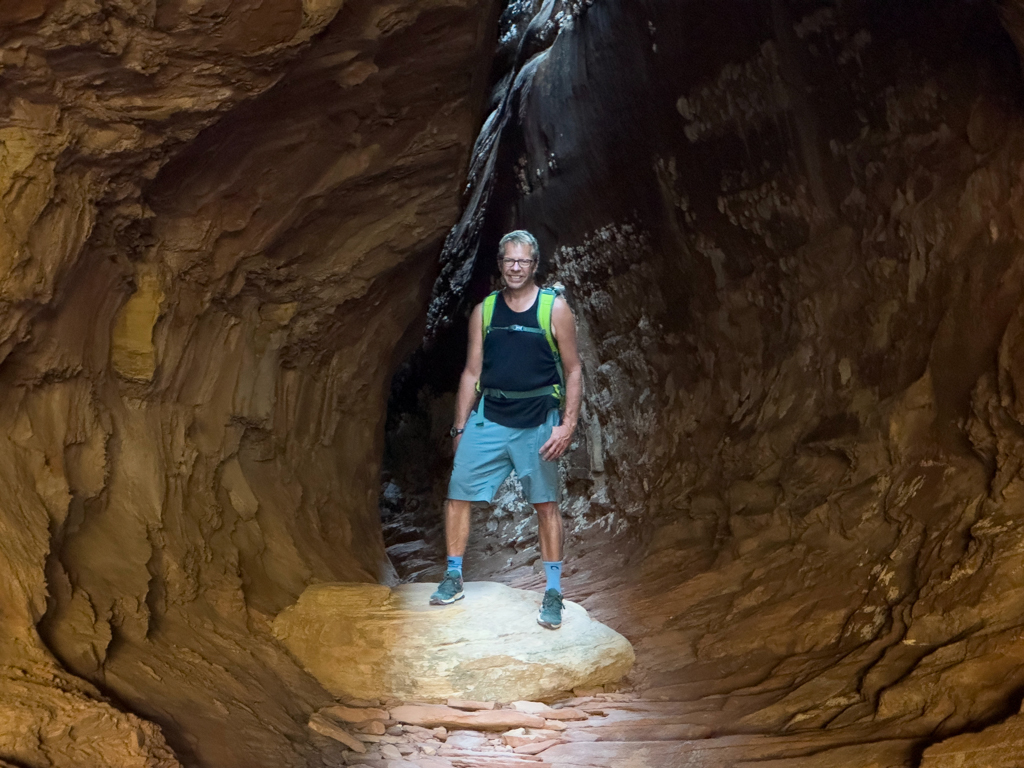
[479,291,560,428]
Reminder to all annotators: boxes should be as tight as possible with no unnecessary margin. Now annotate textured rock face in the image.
[381,0,1024,765]
[0,1,493,766]
[13,0,1024,767]
[273,582,634,702]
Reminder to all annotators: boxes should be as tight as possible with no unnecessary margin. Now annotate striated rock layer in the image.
[273,581,634,703]
[0,1,495,766]
[14,0,1024,766]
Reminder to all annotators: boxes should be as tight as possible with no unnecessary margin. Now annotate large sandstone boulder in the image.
[272,582,634,703]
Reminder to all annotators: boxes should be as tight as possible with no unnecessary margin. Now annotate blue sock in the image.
[446,556,463,575]
[543,561,562,594]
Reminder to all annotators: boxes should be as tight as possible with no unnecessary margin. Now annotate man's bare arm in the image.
[452,303,484,446]
[540,296,582,461]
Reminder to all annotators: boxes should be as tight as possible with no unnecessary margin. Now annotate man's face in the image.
[499,242,536,289]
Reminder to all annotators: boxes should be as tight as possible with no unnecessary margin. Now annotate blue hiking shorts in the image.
[448,407,561,504]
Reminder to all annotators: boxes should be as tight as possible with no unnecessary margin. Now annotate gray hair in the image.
[497,230,540,262]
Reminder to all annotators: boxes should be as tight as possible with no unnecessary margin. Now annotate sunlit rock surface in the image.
[274,582,634,702]
[920,712,1024,768]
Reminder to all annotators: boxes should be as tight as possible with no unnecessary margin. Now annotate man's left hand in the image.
[540,424,573,461]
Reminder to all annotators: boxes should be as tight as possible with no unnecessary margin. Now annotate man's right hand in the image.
[453,434,462,454]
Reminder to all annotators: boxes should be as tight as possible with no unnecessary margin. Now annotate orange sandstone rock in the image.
[390,705,546,731]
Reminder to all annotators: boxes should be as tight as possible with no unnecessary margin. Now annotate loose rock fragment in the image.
[510,701,550,714]
[344,698,380,708]
[412,759,450,768]
[324,704,390,723]
[503,733,541,748]
[390,704,545,731]
[380,743,403,759]
[440,750,544,764]
[513,739,560,755]
[308,713,366,752]
[403,724,433,735]
[448,698,497,710]
[544,708,587,721]
[443,729,489,750]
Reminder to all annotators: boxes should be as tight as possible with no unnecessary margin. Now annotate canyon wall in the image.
[0,1,494,766]
[385,1,1024,763]
[9,0,1024,766]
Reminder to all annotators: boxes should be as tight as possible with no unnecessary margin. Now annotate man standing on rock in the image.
[430,230,582,630]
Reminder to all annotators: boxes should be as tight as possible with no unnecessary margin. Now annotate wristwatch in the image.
[450,426,465,437]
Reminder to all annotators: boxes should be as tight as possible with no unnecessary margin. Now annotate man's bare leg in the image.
[445,499,472,557]
[430,499,472,605]
[535,501,564,628]
[534,501,563,562]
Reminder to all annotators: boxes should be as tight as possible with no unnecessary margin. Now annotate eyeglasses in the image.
[500,258,536,267]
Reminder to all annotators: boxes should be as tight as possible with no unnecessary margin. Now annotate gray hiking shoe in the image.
[429,570,465,605]
[537,588,563,629]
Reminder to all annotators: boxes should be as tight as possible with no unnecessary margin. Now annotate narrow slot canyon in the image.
[5,1,1024,767]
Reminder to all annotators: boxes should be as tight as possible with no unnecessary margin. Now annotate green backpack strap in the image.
[481,291,499,337]
[537,289,559,358]
[537,288,565,406]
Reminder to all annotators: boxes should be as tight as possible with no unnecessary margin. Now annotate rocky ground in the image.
[325,535,1024,768]
[301,687,964,768]
[304,693,684,768]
